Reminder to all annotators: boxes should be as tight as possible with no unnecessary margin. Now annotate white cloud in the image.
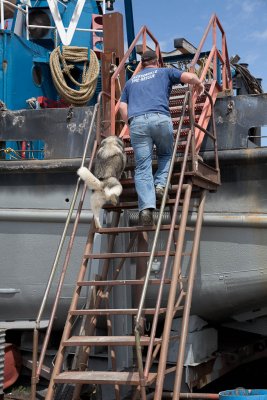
[242,0,256,13]
[250,29,267,40]
[226,0,262,15]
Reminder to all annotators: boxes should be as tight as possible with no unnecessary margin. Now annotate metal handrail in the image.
[0,0,27,30]
[31,92,107,400]
[110,25,163,134]
[0,0,27,12]
[190,14,232,91]
[188,14,231,153]
[130,16,226,389]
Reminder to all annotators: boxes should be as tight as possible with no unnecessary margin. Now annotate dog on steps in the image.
[78,136,127,228]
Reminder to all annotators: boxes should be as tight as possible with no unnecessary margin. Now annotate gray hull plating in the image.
[0,148,267,326]
[145,148,267,321]
[0,165,94,328]
[192,148,267,321]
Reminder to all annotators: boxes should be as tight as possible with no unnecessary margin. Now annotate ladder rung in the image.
[172,116,199,126]
[96,224,183,234]
[77,278,180,286]
[103,197,186,210]
[169,104,203,115]
[170,87,188,96]
[169,94,206,106]
[54,371,157,385]
[84,251,177,259]
[174,128,191,137]
[69,307,172,316]
[63,335,162,346]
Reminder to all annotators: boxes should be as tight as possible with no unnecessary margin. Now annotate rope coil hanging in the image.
[49,46,100,106]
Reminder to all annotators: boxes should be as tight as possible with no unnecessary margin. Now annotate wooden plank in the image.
[54,371,157,385]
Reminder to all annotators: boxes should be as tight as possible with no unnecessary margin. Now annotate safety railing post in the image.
[222,33,227,90]
[212,18,217,81]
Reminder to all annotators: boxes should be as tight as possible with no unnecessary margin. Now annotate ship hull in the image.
[0,148,267,326]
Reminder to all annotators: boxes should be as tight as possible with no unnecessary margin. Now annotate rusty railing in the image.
[190,13,232,91]
[110,25,163,136]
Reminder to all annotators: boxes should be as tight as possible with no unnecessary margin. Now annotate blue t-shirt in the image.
[120,67,183,119]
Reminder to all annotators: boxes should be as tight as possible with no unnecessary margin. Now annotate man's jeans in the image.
[129,112,173,211]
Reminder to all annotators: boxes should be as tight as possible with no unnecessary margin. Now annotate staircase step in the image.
[96,224,191,234]
[169,104,203,117]
[170,83,210,98]
[175,128,191,137]
[63,335,162,346]
[69,307,177,315]
[84,251,178,259]
[54,371,157,385]
[169,94,206,106]
[170,86,189,96]
[103,198,185,210]
[172,115,200,126]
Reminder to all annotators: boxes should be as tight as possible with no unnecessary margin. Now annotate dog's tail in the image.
[77,167,102,191]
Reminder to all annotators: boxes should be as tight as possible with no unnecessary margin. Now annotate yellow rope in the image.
[49,46,100,106]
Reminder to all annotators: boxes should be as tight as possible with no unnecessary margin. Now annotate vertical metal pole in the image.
[0,0,4,30]
[209,94,219,173]
[26,5,29,40]
[212,18,217,82]
[123,0,136,62]
[222,34,226,90]
[110,76,116,134]
[105,297,121,400]
[143,31,147,53]
[30,329,38,400]
[172,190,207,400]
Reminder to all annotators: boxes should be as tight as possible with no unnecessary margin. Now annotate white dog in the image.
[78,136,126,228]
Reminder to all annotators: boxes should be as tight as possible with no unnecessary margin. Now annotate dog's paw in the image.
[94,217,102,229]
[77,166,88,181]
[109,194,118,205]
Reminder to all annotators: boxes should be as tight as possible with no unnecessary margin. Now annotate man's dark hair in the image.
[141,50,158,67]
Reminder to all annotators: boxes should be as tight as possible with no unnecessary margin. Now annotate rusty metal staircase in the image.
[45,96,215,400]
[31,14,232,400]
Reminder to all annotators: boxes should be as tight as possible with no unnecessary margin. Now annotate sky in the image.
[113,0,267,92]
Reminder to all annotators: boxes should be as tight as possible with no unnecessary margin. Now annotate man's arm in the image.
[119,101,128,125]
[180,72,205,96]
